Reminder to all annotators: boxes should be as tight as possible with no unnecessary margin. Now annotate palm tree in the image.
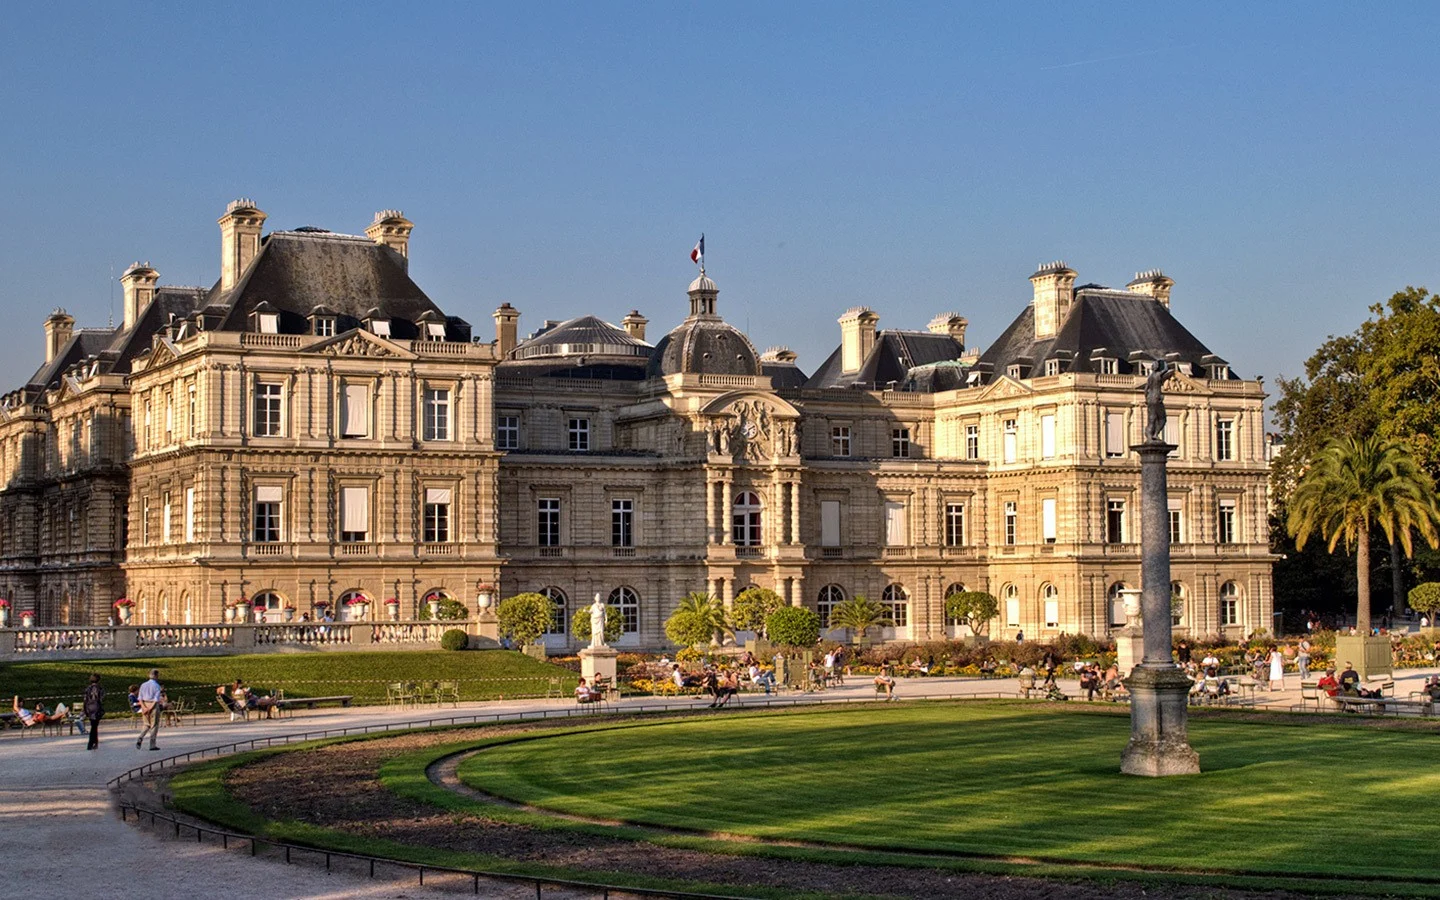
[664,592,732,649]
[1287,436,1440,632]
[828,595,892,643]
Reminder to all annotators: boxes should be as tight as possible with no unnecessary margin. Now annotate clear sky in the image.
[3,3,1438,405]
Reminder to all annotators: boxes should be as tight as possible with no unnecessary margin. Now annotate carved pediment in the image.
[977,375,1034,401]
[306,329,415,360]
[699,390,801,461]
[1161,370,1212,396]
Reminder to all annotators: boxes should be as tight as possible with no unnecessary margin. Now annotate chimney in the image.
[1030,261,1077,340]
[1127,269,1175,309]
[44,309,75,364]
[493,303,520,358]
[218,199,267,293]
[366,210,415,270]
[838,307,880,373]
[120,262,160,331]
[621,309,648,342]
[927,312,968,348]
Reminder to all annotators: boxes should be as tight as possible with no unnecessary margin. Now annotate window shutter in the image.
[1106,413,1124,455]
[255,486,283,504]
[1041,497,1056,542]
[1040,414,1055,458]
[343,384,369,437]
[820,500,840,547]
[426,322,446,339]
[341,487,369,534]
[425,487,452,505]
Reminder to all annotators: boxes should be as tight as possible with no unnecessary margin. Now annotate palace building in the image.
[0,200,1273,645]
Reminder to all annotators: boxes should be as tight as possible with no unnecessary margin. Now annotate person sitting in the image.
[713,670,739,708]
[574,677,602,704]
[216,685,244,720]
[748,663,776,695]
[671,664,701,690]
[874,664,897,701]
[127,685,142,714]
[1078,664,1099,702]
[252,691,280,719]
[13,696,67,728]
[907,657,930,675]
[806,659,826,691]
[1337,663,1380,697]
[1421,676,1440,703]
[979,657,998,676]
[702,667,720,705]
[1317,668,1341,699]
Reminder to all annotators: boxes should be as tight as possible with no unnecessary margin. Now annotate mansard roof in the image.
[978,289,1232,378]
[646,318,762,379]
[805,330,965,391]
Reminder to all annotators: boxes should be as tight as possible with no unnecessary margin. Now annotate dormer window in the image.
[369,318,391,338]
[249,304,280,334]
[1137,360,1155,376]
[1006,364,1022,379]
[1209,364,1230,380]
[313,317,335,337]
[425,322,446,341]
[1043,359,1061,377]
[1096,358,1117,375]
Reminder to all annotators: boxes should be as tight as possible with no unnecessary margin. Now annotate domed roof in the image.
[512,315,651,361]
[688,272,718,294]
[647,318,762,378]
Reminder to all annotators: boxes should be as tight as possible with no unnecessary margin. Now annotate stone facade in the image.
[0,201,1273,645]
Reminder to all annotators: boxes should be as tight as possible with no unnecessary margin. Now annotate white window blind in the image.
[1040,414,1055,459]
[341,487,369,534]
[184,487,195,543]
[370,319,391,337]
[425,487,452,505]
[1106,412,1125,457]
[1041,497,1056,543]
[162,499,172,543]
[1044,599,1060,627]
[1006,598,1021,627]
[255,486,283,504]
[820,500,840,547]
[425,322,446,339]
[342,384,369,437]
[884,500,908,546]
[1163,416,1179,448]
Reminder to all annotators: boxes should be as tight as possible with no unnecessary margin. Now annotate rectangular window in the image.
[1041,497,1057,543]
[1221,598,1239,626]
[538,497,561,546]
[143,400,152,449]
[945,502,965,547]
[1107,499,1125,544]
[568,418,590,452]
[1044,599,1060,628]
[887,599,909,628]
[161,492,172,543]
[340,486,369,542]
[1040,413,1055,459]
[1105,412,1125,458]
[1218,500,1237,544]
[141,498,150,545]
[1043,358,1061,376]
[423,388,451,441]
[1097,358,1118,375]
[831,426,851,457]
[820,500,841,547]
[253,486,282,543]
[965,424,979,460]
[423,487,451,543]
[1004,501,1017,546]
[187,382,197,438]
[342,384,370,438]
[611,499,634,547]
[891,428,911,459]
[1216,418,1234,461]
[497,415,519,450]
[1163,416,1180,454]
[1003,418,1017,463]
[314,317,335,337]
[1006,597,1021,627]
[884,500,908,546]
[164,394,174,441]
[184,487,195,543]
[254,382,283,437]
[1168,499,1184,544]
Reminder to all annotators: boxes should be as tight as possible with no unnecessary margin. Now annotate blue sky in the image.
[3,3,1438,405]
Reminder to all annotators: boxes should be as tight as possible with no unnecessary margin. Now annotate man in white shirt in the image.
[136,669,164,750]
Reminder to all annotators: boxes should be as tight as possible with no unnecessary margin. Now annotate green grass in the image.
[459,702,1440,881]
[1,649,574,712]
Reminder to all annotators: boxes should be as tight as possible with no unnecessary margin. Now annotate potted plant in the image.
[283,604,297,622]
[19,609,35,628]
[113,597,134,624]
[0,598,10,628]
[475,584,496,619]
[312,599,332,620]
[344,594,370,621]
[384,597,401,621]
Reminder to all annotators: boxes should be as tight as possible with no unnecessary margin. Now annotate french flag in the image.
[690,234,705,266]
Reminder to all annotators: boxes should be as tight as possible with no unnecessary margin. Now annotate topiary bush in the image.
[1409,582,1440,623]
[497,592,557,647]
[766,606,820,648]
[440,629,469,651]
[420,598,470,621]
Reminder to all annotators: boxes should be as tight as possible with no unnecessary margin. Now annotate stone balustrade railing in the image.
[0,618,498,660]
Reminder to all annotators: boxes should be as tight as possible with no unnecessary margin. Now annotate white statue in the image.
[589,592,607,648]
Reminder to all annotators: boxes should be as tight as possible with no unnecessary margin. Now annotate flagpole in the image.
[700,233,705,276]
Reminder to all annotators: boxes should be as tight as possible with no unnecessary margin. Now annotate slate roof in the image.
[805,331,965,390]
[512,315,650,360]
[646,318,762,379]
[762,360,809,389]
[977,288,1231,378]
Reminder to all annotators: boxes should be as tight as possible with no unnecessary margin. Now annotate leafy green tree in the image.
[730,586,784,637]
[944,591,998,635]
[496,592,556,647]
[571,604,623,644]
[1408,582,1440,625]
[419,597,469,621]
[828,595,891,642]
[664,592,731,649]
[765,606,821,648]
[1287,436,1440,632]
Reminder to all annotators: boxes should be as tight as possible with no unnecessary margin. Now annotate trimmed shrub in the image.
[497,592,557,647]
[1409,582,1440,620]
[766,606,821,648]
[440,629,469,651]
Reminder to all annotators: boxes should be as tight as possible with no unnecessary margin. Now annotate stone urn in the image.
[386,601,400,621]
[224,605,235,623]
[349,603,369,622]
[284,606,296,622]
[427,598,441,619]
[20,611,35,628]
[117,605,132,624]
[0,607,9,628]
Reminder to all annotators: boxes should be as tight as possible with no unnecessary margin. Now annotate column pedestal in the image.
[1121,665,1201,776]
[580,645,618,685]
[1116,626,1144,677]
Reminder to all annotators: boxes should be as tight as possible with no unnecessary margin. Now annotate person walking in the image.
[136,668,163,751]
[82,673,104,750]
[1296,638,1312,681]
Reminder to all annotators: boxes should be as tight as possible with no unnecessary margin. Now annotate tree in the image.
[765,606,821,648]
[664,592,731,649]
[944,591,998,635]
[730,587,784,637]
[495,592,556,647]
[571,604,623,644]
[827,595,891,642]
[419,597,469,621]
[1408,582,1440,625]
[1287,436,1440,632]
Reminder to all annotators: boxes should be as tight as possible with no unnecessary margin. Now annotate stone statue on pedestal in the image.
[589,592,607,649]
[1145,360,1170,442]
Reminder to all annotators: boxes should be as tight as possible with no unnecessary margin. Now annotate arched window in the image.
[882,584,909,628]
[540,586,568,635]
[943,582,967,626]
[1003,583,1020,628]
[1041,583,1059,628]
[1171,581,1186,627]
[608,586,640,634]
[1220,581,1241,627]
[338,589,369,621]
[158,591,169,625]
[816,584,845,628]
[1107,582,1129,627]
[732,491,762,547]
[253,591,284,622]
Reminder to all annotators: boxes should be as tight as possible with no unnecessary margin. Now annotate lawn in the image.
[1,649,574,712]
[459,703,1440,880]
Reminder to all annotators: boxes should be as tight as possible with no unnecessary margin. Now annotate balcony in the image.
[734,546,763,559]
[250,543,284,557]
[420,543,455,556]
[612,547,636,558]
[538,547,565,558]
[882,547,911,558]
[339,543,372,556]
[821,547,844,559]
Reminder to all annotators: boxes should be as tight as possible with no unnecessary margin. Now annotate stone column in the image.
[790,479,801,544]
[721,478,733,545]
[1122,440,1200,777]
[705,477,717,545]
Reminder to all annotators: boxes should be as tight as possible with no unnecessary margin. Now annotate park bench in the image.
[274,695,354,717]
[1330,695,1432,717]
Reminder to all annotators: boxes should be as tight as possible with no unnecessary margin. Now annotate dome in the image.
[647,318,762,378]
[688,273,718,294]
[511,315,651,361]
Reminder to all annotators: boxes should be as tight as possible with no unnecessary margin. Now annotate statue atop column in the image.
[1144,360,1171,442]
[589,592,607,649]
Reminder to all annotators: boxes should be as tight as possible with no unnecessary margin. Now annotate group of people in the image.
[215,680,279,720]
[1076,663,1126,701]
[1317,662,1386,701]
